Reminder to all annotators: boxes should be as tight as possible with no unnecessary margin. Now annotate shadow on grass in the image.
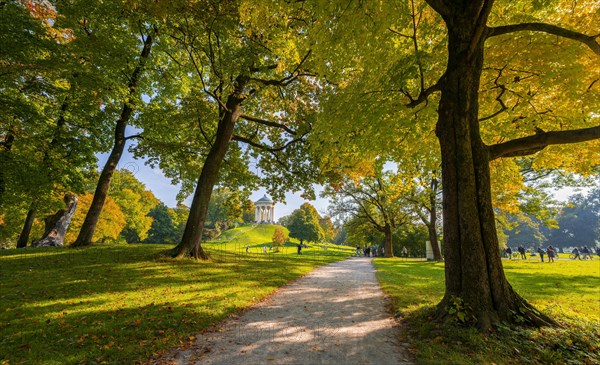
[0,244,350,364]
[374,258,600,365]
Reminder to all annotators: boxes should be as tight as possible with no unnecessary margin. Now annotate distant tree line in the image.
[504,186,600,249]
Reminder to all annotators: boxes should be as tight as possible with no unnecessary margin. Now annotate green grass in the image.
[374,258,600,365]
[0,226,353,364]
[208,224,351,257]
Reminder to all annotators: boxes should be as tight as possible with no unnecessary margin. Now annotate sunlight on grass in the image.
[374,257,600,365]
[0,237,354,364]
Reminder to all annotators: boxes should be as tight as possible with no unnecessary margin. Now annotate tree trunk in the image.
[72,33,154,247]
[16,203,36,248]
[434,8,556,330]
[0,132,15,206]
[72,120,127,246]
[429,181,442,260]
[36,193,78,247]
[384,223,393,258]
[171,92,245,259]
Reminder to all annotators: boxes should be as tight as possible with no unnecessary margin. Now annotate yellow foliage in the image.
[66,193,127,244]
[490,159,523,214]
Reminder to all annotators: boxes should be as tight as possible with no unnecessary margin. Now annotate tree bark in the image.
[16,203,36,248]
[0,132,14,206]
[35,193,78,247]
[72,33,154,247]
[434,4,556,330]
[429,177,442,260]
[171,86,245,259]
[383,223,393,258]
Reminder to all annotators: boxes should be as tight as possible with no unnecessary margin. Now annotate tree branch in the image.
[239,114,297,135]
[405,81,442,109]
[487,23,600,55]
[232,132,307,153]
[124,134,143,141]
[488,125,600,160]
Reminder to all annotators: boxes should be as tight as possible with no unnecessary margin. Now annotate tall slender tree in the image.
[135,1,320,259]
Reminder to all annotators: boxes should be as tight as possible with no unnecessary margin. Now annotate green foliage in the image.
[286,203,325,244]
[318,216,336,243]
[393,224,428,258]
[110,170,159,243]
[0,242,353,364]
[374,258,600,364]
[206,188,253,231]
[133,0,322,205]
[145,203,186,244]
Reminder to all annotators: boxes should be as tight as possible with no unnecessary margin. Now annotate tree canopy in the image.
[286,203,325,245]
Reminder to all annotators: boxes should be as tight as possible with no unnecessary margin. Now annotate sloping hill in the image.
[213,224,285,247]
[207,224,353,257]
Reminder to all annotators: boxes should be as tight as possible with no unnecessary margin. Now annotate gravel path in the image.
[165,257,413,365]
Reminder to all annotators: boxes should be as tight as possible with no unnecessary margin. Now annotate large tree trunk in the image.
[383,223,394,258]
[171,92,245,259]
[72,33,154,247]
[16,203,36,248]
[434,6,555,330]
[35,193,78,247]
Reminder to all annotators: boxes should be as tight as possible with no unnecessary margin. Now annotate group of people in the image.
[569,246,597,260]
[505,245,599,262]
[355,246,380,257]
[504,245,557,262]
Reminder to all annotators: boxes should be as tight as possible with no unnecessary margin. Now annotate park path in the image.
[161,257,413,365]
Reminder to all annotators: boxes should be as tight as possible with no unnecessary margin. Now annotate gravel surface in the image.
[163,257,413,365]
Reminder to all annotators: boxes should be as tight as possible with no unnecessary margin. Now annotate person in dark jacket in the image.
[546,246,556,263]
[537,247,545,262]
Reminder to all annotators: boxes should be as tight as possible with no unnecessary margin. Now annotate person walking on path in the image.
[506,247,513,260]
[581,246,591,260]
[547,246,556,263]
[537,247,545,262]
[518,246,527,260]
[297,243,302,255]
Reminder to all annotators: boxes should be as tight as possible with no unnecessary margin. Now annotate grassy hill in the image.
[0,232,353,364]
[207,224,350,257]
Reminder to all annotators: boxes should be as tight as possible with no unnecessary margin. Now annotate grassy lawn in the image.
[374,258,600,365]
[0,225,353,364]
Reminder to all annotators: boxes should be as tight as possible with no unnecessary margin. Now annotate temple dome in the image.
[255,195,273,204]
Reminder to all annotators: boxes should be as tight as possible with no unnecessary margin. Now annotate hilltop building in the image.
[254,195,275,224]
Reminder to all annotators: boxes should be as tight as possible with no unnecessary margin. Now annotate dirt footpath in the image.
[165,257,413,365]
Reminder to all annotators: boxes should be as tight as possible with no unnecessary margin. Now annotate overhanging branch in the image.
[240,114,297,135]
[487,23,600,55]
[232,132,307,153]
[488,125,600,160]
